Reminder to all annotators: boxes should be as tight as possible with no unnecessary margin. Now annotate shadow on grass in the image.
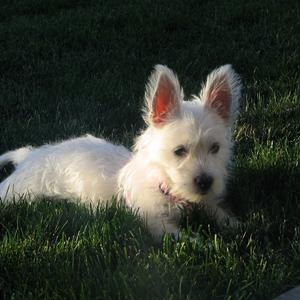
[227,165,300,248]
[228,165,300,217]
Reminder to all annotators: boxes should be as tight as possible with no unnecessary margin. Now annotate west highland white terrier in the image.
[0,64,242,238]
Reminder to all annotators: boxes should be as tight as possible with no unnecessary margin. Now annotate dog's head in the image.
[136,64,242,203]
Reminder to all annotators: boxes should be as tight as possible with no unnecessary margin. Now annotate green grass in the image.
[0,0,299,299]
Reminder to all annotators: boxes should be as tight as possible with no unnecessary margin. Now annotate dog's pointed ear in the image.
[200,64,242,125]
[144,65,182,126]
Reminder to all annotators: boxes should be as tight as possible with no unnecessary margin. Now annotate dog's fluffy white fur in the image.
[0,64,242,237]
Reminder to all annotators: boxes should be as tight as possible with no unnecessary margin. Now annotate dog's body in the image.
[0,136,131,203]
[0,64,242,237]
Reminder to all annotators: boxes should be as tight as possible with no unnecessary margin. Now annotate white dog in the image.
[0,64,242,237]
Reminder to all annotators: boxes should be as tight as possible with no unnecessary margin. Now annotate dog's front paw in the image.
[206,202,241,229]
[215,207,242,230]
[222,215,241,228]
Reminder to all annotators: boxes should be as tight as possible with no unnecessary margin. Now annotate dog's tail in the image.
[0,147,33,168]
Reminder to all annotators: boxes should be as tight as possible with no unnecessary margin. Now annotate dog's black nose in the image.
[194,174,213,194]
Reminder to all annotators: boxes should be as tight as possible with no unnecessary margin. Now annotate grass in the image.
[0,0,299,299]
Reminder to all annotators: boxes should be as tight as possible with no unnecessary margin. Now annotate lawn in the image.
[0,0,299,299]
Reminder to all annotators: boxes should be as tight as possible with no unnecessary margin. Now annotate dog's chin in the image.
[185,193,208,203]
[178,187,221,204]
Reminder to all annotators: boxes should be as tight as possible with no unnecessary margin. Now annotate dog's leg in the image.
[145,213,180,241]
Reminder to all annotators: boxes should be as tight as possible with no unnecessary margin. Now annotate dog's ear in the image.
[200,65,242,125]
[144,65,182,126]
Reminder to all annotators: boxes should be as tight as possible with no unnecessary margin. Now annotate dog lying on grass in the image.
[0,64,242,238]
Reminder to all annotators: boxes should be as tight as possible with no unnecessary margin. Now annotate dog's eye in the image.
[174,146,187,157]
[209,142,220,154]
